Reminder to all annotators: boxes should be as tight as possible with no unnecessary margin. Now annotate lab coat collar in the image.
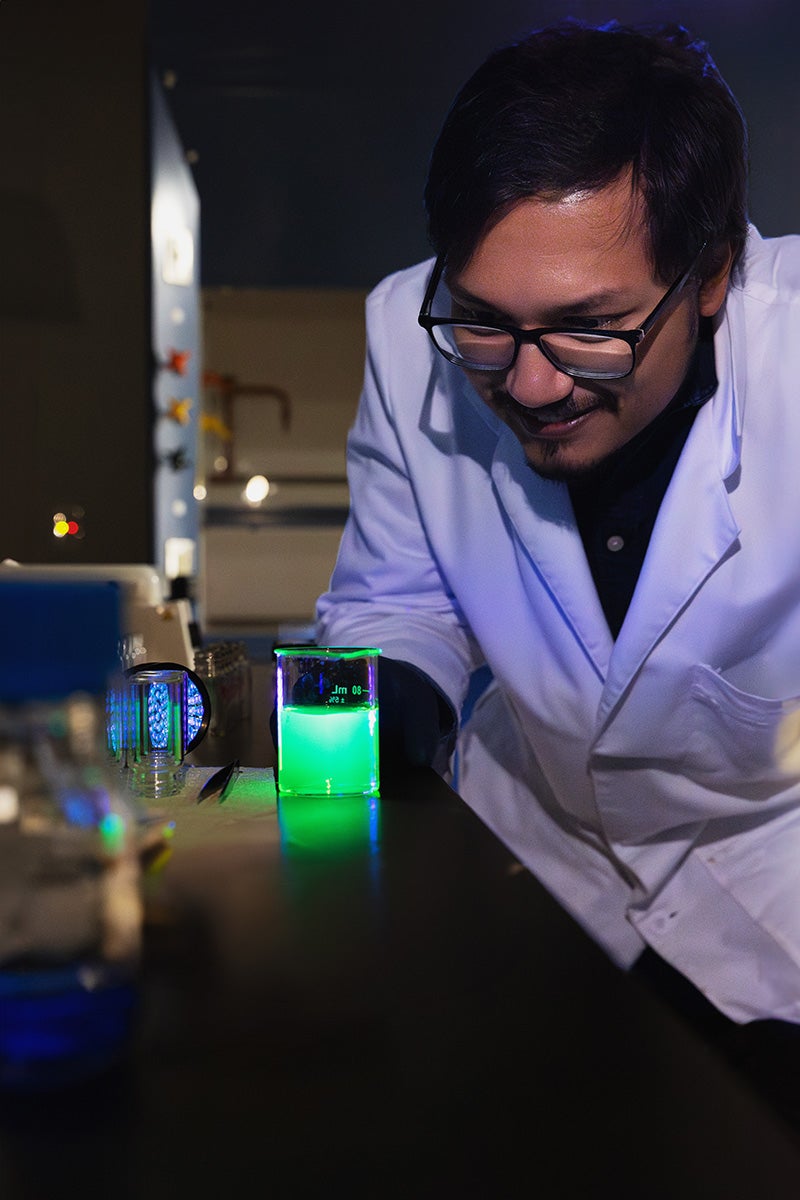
[599,293,746,720]
[598,398,741,725]
[707,290,744,479]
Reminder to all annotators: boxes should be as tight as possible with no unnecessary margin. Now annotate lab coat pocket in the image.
[686,663,800,798]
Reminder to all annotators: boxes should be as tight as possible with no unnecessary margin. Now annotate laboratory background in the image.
[1,0,797,648]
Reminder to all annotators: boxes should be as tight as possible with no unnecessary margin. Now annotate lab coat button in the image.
[606,534,625,552]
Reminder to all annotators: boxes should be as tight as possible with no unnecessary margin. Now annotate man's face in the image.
[449,174,729,481]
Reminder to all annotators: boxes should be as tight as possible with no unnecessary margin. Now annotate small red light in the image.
[167,349,191,376]
[67,521,79,535]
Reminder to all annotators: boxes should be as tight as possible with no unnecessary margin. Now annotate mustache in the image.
[489,386,618,424]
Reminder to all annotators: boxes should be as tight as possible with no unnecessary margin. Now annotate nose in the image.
[505,343,574,409]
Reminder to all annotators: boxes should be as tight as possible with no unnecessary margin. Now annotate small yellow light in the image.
[53,520,69,538]
[193,484,207,501]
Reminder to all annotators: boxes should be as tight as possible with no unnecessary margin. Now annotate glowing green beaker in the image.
[275,646,380,797]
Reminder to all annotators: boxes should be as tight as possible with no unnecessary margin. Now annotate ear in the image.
[698,245,734,318]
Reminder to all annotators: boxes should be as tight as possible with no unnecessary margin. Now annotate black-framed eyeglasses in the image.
[417,243,707,381]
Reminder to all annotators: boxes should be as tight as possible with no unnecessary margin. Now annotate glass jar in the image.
[0,691,142,1091]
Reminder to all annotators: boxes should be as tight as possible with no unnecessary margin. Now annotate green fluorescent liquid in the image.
[278,793,380,855]
[278,705,379,796]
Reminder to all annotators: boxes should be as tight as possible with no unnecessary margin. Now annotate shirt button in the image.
[606,534,625,552]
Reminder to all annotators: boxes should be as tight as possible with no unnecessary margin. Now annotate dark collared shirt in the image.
[568,324,718,639]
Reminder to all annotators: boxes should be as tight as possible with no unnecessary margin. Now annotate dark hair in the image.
[424,20,749,283]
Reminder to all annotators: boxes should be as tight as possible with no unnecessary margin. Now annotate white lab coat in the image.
[316,227,800,1022]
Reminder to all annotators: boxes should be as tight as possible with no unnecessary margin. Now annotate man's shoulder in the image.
[367,258,435,313]
[738,228,800,299]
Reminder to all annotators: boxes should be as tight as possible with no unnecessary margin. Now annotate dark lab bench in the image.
[2,767,800,1198]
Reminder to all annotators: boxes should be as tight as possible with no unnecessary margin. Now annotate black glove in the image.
[269,655,456,775]
[377,657,457,774]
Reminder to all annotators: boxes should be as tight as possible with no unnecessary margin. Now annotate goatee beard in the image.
[489,387,620,482]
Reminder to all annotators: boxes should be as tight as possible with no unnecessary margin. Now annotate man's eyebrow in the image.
[447,279,636,321]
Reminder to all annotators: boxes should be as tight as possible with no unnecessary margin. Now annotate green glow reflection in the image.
[278,793,380,857]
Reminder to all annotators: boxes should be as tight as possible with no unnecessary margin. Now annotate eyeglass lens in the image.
[431,323,633,378]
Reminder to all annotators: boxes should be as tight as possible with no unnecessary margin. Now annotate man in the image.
[315,20,800,1054]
